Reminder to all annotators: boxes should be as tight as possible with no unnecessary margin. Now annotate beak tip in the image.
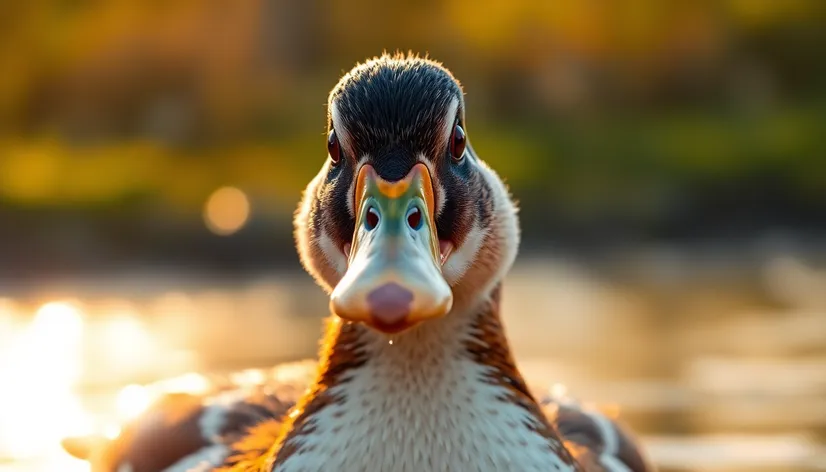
[331,282,454,334]
[367,283,412,327]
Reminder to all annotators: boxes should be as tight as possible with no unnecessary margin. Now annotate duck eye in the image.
[406,206,422,230]
[449,124,466,161]
[327,129,341,164]
[365,206,380,230]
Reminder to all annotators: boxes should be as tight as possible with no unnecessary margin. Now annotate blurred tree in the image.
[0,0,824,270]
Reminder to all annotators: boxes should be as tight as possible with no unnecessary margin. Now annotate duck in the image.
[61,361,315,472]
[62,53,654,472]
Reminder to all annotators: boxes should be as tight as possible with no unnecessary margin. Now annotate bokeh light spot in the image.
[203,186,250,236]
[116,384,152,421]
[33,301,84,341]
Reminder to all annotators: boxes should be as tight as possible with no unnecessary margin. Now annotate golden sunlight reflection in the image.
[100,313,155,370]
[103,424,122,440]
[229,368,267,387]
[0,301,90,460]
[114,372,211,421]
[116,384,153,421]
[0,297,211,470]
[203,186,251,235]
[153,372,211,395]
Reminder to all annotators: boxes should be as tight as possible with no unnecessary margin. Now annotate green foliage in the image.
[0,0,824,221]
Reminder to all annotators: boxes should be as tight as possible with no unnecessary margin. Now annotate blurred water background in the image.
[1,1,825,471]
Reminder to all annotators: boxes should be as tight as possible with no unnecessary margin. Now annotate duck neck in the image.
[270,284,579,471]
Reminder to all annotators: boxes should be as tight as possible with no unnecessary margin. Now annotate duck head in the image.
[296,54,520,334]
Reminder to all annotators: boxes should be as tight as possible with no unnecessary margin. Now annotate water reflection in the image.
[0,296,220,471]
[0,301,89,462]
[0,258,824,471]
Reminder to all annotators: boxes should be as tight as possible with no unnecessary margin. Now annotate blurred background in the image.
[1,1,825,471]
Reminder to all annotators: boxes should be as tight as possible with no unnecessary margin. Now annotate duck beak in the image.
[330,163,453,333]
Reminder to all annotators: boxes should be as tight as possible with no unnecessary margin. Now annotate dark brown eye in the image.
[365,206,380,230]
[449,124,466,161]
[327,129,341,164]
[406,206,422,230]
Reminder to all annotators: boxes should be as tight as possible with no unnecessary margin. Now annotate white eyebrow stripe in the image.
[439,97,460,152]
[330,100,356,158]
[426,97,458,218]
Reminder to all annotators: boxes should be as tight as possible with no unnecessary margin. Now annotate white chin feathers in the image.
[319,232,348,276]
[442,222,486,286]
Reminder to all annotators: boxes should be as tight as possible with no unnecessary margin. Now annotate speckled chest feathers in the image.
[254,286,578,472]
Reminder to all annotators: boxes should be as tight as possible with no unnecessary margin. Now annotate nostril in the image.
[406,206,422,230]
[367,283,413,326]
[365,206,380,230]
